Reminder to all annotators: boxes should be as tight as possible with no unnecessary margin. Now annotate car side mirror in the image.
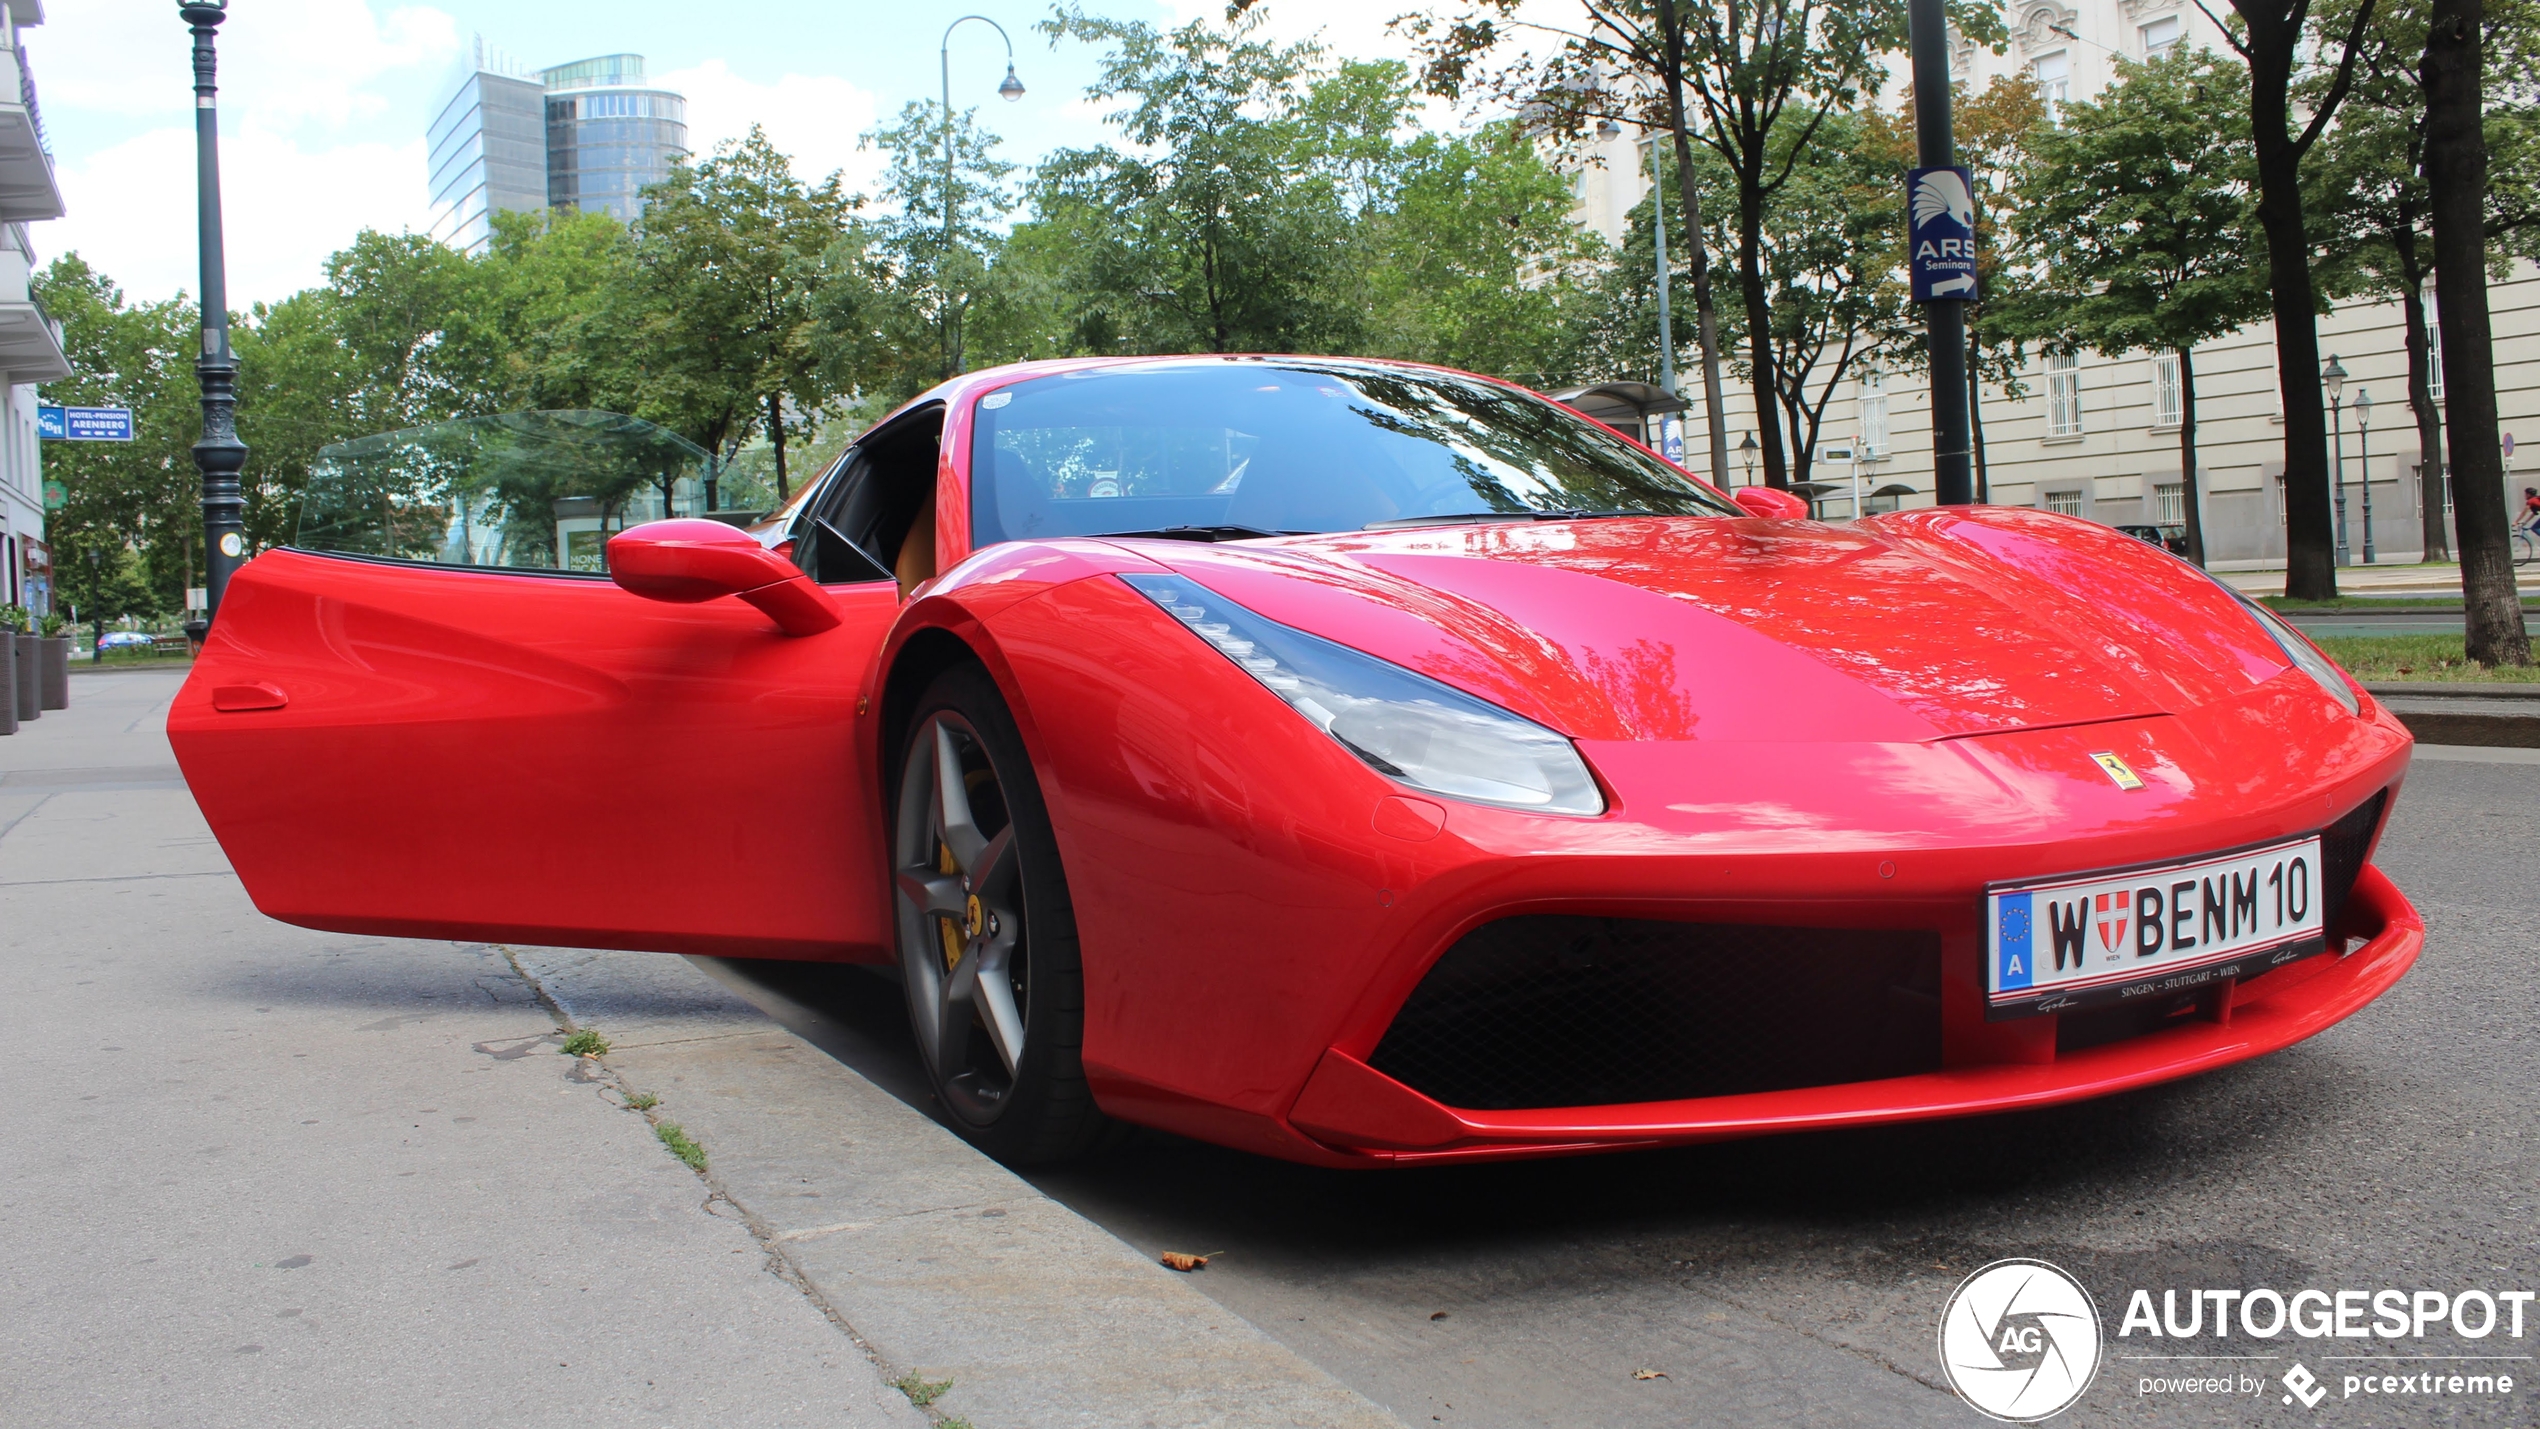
[606,519,841,636]
[1732,486,1811,519]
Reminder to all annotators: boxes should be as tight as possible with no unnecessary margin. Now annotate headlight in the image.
[1122,572,1605,815]
[2234,592,2360,716]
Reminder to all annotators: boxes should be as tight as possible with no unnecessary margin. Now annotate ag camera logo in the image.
[1940,1258,2104,1421]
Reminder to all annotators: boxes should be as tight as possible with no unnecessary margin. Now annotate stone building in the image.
[1563,1,2538,567]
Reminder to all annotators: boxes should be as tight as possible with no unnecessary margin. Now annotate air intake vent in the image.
[1368,918,1942,1111]
[2320,789,2387,936]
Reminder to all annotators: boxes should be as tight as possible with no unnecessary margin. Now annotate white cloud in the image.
[653,60,885,196]
[48,125,432,311]
[34,0,458,131]
[29,0,456,304]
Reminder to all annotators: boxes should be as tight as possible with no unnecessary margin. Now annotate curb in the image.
[505,946,1409,1429]
[2367,683,2540,749]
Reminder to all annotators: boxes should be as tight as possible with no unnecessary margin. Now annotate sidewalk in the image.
[2217,560,2540,596]
[0,670,1402,1429]
[0,672,923,1429]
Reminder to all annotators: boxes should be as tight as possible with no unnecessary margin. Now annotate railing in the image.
[16,46,47,158]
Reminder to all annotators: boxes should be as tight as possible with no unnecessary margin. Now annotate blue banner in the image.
[1908,166,1979,303]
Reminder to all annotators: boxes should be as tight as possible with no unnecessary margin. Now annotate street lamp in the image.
[180,0,246,638]
[940,15,1023,379]
[2354,387,2375,564]
[2322,354,2349,566]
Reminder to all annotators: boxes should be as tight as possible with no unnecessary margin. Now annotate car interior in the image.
[792,403,945,598]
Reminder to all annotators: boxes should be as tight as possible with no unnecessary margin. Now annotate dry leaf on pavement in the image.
[1633,1369,1668,1381]
[1160,1250,1221,1272]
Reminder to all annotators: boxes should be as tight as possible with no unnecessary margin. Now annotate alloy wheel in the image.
[893,712,1030,1123]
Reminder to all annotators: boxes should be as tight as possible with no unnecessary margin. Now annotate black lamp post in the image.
[1739,431,1758,487]
[1907,0,1973,505]
[2355,387,2375,564]
[939,14,1023,378]
[180,0,246,639]
[2323,354,2349,566]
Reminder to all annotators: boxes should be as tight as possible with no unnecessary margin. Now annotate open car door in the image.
[170,532,899,961]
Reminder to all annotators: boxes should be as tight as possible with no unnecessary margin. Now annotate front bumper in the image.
[1285,864,2421,1163]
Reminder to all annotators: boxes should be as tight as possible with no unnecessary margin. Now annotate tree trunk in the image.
[2179,345,2208,567]
[2424,0,2531,662]
[768,391,791,503]
[1655,0,1732,489]
[2396,247,2450,562]
[2239,22,2338,600]
[1737,182,1787,487]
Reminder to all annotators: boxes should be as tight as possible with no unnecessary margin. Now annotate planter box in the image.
[0,632,17,733]
[38,635,68,709]
[11,633,36,722]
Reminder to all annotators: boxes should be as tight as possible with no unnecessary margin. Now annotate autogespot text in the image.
[2120,1286,2531,1407]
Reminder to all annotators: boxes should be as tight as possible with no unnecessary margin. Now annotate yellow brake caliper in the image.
[936,841,965,974]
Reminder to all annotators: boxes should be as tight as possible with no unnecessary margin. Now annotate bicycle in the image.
[2518,518,2539,566]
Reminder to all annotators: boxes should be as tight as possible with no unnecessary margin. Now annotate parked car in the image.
[95,631,154,651]
[171,355,2418,1168]
[2114,522,2190,556]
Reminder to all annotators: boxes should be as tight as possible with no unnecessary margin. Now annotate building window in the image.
[2043,489,2084,516]
[2150,351,2183,428]
[2155,482,2185,524]
[1859,369,1890,457]
[2034,50,2071,118]
[2140,15,2181,57]
[2046,351,2083,436]
[2425,284,2444,400]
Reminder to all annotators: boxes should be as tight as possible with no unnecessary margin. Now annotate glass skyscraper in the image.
[427,40,688,254]
[542,55,688,227]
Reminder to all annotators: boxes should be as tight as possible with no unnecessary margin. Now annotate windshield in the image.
[968,361,1737,545]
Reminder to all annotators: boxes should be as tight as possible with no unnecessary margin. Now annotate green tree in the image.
[2307,0,2540,563]
[1361,119,1609,385]
[2423,0,2533,663]
[31,255,201,620]
[618,128,854,500]
[2217,0,2380,599]
[1698,114,1917,491]
[1028,7,1361,356]
[319,228,478,431]
[1411,0,2001,491]
[860,98,1018,381]
[232,287,365,551]
[458,208,639,414]
[2007,48,2268,566]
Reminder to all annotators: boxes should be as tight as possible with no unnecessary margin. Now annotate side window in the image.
[793,405,944,588]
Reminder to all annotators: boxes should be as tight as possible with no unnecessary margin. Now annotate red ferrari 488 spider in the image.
[171,356,2421,1167]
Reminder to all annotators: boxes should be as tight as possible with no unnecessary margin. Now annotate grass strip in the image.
[2313,634,2540,683]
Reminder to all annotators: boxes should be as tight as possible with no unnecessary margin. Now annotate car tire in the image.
[888,662,1112,1164]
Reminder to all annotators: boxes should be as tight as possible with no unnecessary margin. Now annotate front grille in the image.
[1367,918,1942,1111]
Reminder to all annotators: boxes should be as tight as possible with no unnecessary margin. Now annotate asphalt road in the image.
[2280,610,2538,638]
[707,748,2540,1428]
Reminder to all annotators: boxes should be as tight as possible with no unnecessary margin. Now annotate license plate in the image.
[1985,835,2327,1020]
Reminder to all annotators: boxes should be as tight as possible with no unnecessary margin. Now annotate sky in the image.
[31,0,1468,309]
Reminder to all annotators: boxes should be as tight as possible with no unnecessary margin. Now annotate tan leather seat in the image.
[895,491,938,599]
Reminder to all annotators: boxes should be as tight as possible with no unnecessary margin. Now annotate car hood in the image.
[1118,506,2297,744]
